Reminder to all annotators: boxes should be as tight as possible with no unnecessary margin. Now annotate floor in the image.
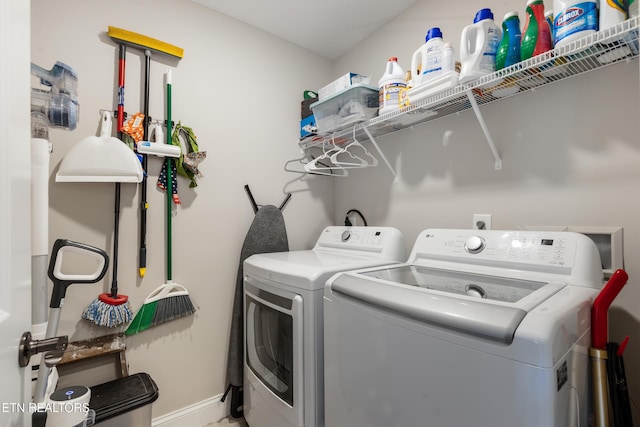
[204,417,248,426]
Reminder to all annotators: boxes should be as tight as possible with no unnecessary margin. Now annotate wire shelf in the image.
[300,16,640,151]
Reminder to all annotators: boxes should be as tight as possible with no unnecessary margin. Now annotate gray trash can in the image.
[90,373,159,426]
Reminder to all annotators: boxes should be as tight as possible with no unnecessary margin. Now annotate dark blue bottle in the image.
[496,12,522,70]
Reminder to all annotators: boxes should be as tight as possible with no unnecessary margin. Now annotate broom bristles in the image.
[82,298,133,327]
[125,294,195,336]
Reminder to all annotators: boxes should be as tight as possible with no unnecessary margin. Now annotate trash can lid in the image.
[90,373,159,424]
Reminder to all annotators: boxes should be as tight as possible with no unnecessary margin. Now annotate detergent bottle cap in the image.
[474,8,494,23]
[503,11,519,20]
[425,27,443,42]
[388,57,398,62]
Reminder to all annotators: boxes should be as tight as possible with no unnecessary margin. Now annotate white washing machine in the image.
[324,228,604,427]
[243,226,406,427]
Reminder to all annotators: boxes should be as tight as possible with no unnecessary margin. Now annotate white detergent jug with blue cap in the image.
[459,8,502,84]
[411,27,445,87]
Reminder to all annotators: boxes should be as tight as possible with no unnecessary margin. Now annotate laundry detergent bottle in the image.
[545,10,555,46]
[411,27,445,86]
[630,0,639,18]
[521,0,553,60]
[553,0,597,48]
[599,0,627,31]
[496,12,522,70]
[459,8,502,84]
[378,57,406,116]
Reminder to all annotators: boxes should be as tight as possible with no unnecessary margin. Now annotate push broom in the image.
[125,71,195,336]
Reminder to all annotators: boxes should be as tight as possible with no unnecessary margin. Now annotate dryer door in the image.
[244,276,303,427]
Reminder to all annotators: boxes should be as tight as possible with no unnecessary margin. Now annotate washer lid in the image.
[244,250,401,291]
[330,265,566,343]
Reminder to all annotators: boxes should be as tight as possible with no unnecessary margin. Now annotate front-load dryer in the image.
[243,226,405,427]
[324,228,604,427]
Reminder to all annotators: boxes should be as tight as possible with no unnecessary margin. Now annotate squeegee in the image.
[107,26,184,59]
[107,26,183,278]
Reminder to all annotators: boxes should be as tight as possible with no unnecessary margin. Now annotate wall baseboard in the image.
[152,393,232,427]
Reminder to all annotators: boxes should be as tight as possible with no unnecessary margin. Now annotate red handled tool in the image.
[590,269,629,427]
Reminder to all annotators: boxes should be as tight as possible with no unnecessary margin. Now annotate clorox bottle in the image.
[521,0,553,60]
[553,0,597,48]
[496,12,522,70]
[378,57,406,116]
[459,8,502,84]
[411,27,445,87]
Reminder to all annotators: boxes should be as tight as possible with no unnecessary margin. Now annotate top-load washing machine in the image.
[243,226,406,427]
[324,228,604,427]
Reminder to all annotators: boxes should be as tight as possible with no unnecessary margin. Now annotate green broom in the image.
[125,70,195,336]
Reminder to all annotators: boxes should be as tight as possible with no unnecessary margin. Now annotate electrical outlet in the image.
[473,214,492,230]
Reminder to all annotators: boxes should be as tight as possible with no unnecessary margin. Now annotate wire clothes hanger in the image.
[329,124,378,168]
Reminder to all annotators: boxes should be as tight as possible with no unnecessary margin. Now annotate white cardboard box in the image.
[318,73,370,100]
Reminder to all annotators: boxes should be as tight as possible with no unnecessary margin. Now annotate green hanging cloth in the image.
[171,122,206,188]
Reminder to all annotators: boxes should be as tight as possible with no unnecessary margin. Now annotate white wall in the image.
[333,0,640,423]
[30,0,640,422]
[31,0,334,417]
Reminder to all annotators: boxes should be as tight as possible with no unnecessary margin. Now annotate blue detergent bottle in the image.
[496,12,522,70]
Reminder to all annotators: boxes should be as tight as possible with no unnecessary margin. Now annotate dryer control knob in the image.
[341,230,352,242]
[465,236,485,254]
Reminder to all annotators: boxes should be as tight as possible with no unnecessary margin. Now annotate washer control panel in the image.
[315,226,406,261]
[411,229,589,270]
[319,227,391,247]
[409,229,604,287]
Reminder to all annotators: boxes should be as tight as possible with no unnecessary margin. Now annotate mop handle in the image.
[590,347,610,427]
[111,182,121,297]
[166,70,173,282]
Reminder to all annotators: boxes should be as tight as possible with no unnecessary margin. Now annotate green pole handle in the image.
[166,71,173,282]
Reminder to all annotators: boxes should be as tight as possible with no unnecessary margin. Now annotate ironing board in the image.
[224,204,289,418]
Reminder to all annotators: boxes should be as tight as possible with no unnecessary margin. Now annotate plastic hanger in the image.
[304,136,348,177]
[285,150,346,177]
[284,153,311,174]
[330,124,379,168]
